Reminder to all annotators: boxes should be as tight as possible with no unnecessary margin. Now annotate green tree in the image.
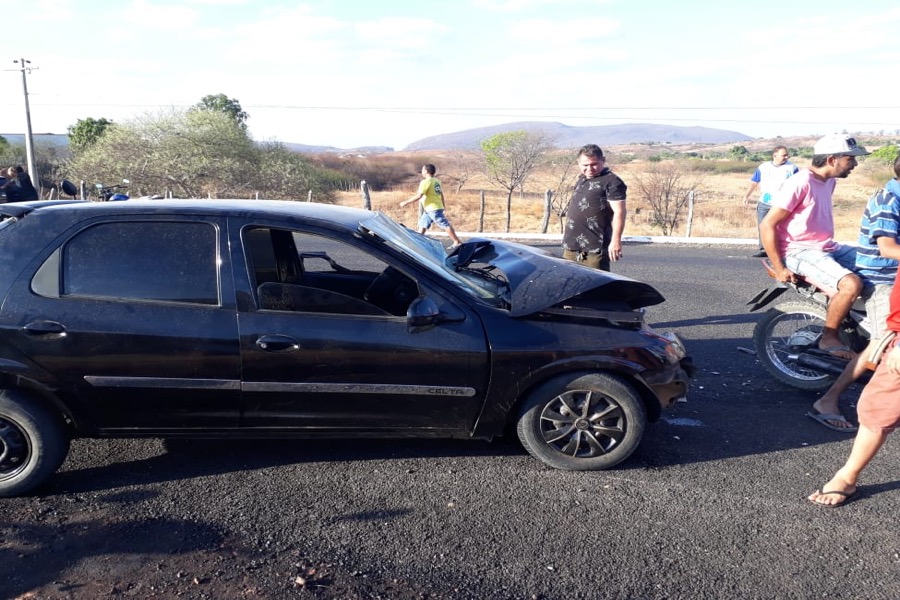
[480,130,553,232]
[0,135,14,166]
[870,143,900,164]
[65,107,335,202]
[193,93,249,130]
[253,141,342,201]
[68,108,256,198]
[729,145,750,161]
[67,117,114,153]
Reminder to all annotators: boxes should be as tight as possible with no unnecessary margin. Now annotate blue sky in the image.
[2,0,899,149]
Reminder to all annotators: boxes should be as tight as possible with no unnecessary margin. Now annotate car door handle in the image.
[256,334,300,353]
[22,320,68,339]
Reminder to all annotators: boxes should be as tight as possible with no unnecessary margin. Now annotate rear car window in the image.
[38,221,220,304]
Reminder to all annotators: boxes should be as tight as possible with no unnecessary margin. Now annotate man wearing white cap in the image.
[759,133,870,423]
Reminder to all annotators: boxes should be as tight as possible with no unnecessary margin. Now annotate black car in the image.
[0,199,693,496]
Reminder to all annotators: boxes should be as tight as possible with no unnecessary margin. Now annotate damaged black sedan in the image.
[0,199,693,496]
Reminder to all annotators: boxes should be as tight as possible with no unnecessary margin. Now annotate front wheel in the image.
[752,300,842,391]
[516,373,647,471]
[0,389,70,497]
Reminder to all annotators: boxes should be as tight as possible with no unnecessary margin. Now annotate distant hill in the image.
[0,134,393,156]
[403,122,753,151]
[1,133,69,147]
[283,143,394,155]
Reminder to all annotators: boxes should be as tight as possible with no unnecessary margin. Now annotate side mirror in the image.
[61,180,78,198]
[407,296,441,332]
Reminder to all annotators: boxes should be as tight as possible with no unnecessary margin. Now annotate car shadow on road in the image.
[650,312,762,328]
[0,516,224,598]
[46,436,528,496]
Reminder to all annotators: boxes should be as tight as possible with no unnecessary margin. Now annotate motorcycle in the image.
[94,179,130,201]
[747,260,872,391]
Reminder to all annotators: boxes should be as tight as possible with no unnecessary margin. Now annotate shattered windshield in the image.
[359,213,504,302]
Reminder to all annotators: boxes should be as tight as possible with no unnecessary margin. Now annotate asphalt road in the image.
[3,243,899,599]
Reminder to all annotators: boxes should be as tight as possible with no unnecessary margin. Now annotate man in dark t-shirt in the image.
[561,144,627,271]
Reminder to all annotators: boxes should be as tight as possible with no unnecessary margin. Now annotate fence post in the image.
[686,190,695,237]
[479,190,485,232]
[360,180,371,210]
[541,189,552,234]
[307,190,312,203]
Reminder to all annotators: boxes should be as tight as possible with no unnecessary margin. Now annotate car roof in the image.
[0,199,378,230]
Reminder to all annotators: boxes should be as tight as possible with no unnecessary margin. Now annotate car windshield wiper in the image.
[455,265,511,307]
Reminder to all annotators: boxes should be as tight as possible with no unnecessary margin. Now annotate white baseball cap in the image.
[813,133,870,157]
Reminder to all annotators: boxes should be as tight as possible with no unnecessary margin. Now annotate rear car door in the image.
[0,216,241,430]
[232,221,490,434]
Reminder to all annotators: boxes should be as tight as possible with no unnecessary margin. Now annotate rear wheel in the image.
[0,389,70,497]
[516,373,647,471]
[752,300,851,390]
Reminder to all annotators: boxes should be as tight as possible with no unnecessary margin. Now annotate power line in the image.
[7,101,900,112]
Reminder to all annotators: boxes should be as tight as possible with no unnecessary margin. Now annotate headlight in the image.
[642,330,686,364]
[660,332,686,361]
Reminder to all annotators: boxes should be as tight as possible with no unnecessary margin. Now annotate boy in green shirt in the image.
[400,163,463,250]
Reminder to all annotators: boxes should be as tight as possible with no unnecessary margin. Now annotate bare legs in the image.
[819,273,863,358]
[808,424,887,506]
[446,225,462,245]
[812,341,873,431]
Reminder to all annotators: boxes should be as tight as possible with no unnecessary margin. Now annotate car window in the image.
[244,226,416,317]
[36,221,220,305]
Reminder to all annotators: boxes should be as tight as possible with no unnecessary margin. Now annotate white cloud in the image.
[187,0,247,5]
[121,0,202,30]
[353,17,447,49]
[473,0,610,11]
[508,17,619,41]
[29,0,75,22]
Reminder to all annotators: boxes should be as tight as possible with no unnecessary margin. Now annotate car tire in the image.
[516,372,647,471]
[0,389,70,497]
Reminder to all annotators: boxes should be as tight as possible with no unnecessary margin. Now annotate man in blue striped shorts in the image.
[810,155,900,432]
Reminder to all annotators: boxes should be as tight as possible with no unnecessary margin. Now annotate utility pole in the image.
[13,58,37,182]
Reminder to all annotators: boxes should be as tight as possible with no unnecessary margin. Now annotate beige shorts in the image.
[862,284,893,339]
[562,249,609,272]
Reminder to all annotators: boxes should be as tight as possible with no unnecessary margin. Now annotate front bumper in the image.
[644,333,695,408]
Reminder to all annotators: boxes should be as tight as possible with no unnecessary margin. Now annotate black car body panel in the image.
[0,199,692,493]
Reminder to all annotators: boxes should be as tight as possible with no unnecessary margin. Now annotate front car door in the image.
[232,220,490,435]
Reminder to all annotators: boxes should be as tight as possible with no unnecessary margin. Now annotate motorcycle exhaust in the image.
[793,353,846,377]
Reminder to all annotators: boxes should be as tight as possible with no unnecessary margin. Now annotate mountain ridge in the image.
[402,121,752,152]
[2,121,753,155]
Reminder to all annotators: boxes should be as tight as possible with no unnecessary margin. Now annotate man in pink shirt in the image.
[759,134,870,421]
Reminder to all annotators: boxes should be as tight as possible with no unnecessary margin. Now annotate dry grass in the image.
[336,139,896,242]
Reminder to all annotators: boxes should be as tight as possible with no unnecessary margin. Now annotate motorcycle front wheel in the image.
[753,300,843,391]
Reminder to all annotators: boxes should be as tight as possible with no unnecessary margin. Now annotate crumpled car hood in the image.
[454,239,665,317]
